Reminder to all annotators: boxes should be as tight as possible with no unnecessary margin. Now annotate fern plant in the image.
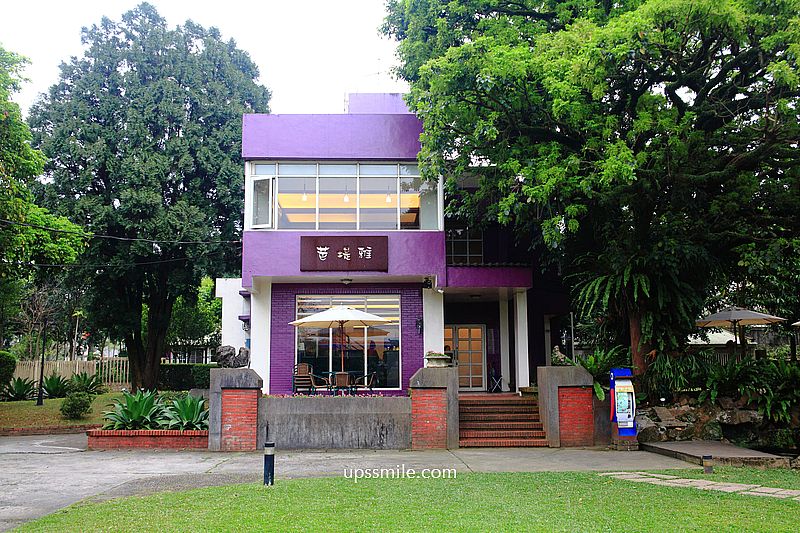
[575,345,630,400]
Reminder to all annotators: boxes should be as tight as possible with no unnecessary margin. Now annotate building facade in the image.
[218,93,570,394]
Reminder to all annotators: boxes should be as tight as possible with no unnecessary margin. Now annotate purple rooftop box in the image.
[346,93,411,114]
[242,114,423,160]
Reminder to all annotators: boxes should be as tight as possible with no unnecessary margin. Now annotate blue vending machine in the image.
[610,367,638,451]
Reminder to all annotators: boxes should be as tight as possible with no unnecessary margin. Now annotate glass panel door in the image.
[444,325,485,391]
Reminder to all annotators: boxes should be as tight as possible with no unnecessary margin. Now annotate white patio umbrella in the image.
[696,306,786,357]
[289,306,390,372]
[792,321,800,327]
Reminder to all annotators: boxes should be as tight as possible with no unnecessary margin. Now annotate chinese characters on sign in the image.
[301,236,388,271]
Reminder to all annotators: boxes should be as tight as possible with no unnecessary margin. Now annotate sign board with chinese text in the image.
[300,236,389,272]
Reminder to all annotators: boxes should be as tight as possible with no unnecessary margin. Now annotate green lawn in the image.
[0,392,121,429]
[19,471,800,532]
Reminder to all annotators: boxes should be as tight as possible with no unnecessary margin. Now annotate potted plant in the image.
[425,351,451,368]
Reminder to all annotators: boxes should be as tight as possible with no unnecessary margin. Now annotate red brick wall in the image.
[221,388,259,451]
[87,430,208,450]
[411,388,447,449]
[558,386,594,447]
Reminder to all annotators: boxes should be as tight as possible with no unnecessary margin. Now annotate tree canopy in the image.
[384,0,800,372]
[29,3,271,388]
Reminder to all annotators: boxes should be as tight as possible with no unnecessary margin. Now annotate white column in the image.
[514,290,530,389]
[499,299,511,391]
[422,288,444,361]
[249,278,272,394]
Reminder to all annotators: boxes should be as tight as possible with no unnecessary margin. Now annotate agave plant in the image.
[102,389,165,430]
[162,395,209,430]
[43,373,70,398]
[69,372,107,395]
[3,377,36,401]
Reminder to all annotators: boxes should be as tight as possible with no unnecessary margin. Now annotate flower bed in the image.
[87,429,208,450]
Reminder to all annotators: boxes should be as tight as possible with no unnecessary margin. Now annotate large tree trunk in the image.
[629,310,647,376]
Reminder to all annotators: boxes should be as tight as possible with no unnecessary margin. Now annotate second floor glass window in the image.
[248,162,440,231]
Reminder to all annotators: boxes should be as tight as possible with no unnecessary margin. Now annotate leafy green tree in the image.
[385,0,800,373]
[167,277,222,352]
[0,45,84,283]
[29,4,270,388]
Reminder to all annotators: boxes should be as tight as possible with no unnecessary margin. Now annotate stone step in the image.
[460,412,541,422]
[459,420,544,430]
[459,429,546,439]
[459,396,538,406]
[459,438,549,448]
[459,405,539,414]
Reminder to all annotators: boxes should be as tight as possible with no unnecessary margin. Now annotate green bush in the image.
[43,373,70,398]
[158,363,216,391]
[0,351,16,386]
[162,394,209,430]
[60,392,93,419]
[3,377,36,401]
[190,364,214,389]
[575,346,630,400]
[643,351,710,400]
[103,389,166,429]
[69,372,107,395]
[157,390,188,404]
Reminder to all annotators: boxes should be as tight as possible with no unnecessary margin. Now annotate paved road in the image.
[0,433,689,531]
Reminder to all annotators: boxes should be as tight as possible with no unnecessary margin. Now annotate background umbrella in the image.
[696,306,786,358]
[290,306,390,371]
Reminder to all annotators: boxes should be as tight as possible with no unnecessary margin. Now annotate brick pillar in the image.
[221,389,259,451]
[411,388,447,449]
[557,386,594,447]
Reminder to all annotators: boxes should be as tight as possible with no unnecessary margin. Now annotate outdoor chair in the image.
[292,363,314,394]
[352,372,376,394]
[309,372,332,395]
[332,371,353,395]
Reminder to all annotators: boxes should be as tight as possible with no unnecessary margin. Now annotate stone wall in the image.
[258,396,411,449]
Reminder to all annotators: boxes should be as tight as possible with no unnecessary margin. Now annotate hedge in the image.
[158,364,216,391]
[0,351,16,386]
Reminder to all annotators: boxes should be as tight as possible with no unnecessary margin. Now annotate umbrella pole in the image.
[340,321,345,372]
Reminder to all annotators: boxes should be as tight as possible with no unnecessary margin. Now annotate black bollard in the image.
[264,441,275,485]
[702,455,713,474]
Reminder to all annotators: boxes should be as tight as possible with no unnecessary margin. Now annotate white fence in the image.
[13,358,130,390]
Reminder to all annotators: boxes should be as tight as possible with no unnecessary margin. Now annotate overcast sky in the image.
[2,0,408,117]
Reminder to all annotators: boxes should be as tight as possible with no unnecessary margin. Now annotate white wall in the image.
[249,278,272,394]
[514,291,530,389]
[215,278,248,351]
[422,288,444,361]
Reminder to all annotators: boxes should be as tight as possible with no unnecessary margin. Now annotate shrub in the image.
[102,389,165,430]
[190,364,215,389]
[746,358,800,424]
[642,351,709,400]
[43,373,70,398]
[60,392,93,419]
[3,377,36,401]
[699,356,759,405]
[0,351,16,386]
[162,395,209,430]
[157,390,188,404]
[575,345,630,400]
[69,372,107,395]
[159,363,216,391]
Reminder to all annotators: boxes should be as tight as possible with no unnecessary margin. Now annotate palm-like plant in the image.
[43,373,70,398]
[102,389,165,429]
[162,395,209,430]
[69,372,107,395]
[575,346,630,400]
[3,377,36,401]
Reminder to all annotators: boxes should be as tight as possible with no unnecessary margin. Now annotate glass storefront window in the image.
[276,176,316,229]
[296,295,401,388]
[250,162,440,230]
[359,176,398,230]
[319,177,357,230]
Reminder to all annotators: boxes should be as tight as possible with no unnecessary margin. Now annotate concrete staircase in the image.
[459,393,548,447]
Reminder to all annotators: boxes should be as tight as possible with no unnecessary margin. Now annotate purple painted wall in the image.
[446,266,533,289]
[347,93,410,114]
[242,114,422,160]
[242,231,446,288]
[269,283,424,395]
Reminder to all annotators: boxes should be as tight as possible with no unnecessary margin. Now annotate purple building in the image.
[217,93,569,394]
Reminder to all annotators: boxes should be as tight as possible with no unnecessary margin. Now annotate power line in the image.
[9,257,194,268]
[0,219,242,245]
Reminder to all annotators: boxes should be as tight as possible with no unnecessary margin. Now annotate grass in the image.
[650,466,800,490]
[19,470,800,532]
[0,392,121,429]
